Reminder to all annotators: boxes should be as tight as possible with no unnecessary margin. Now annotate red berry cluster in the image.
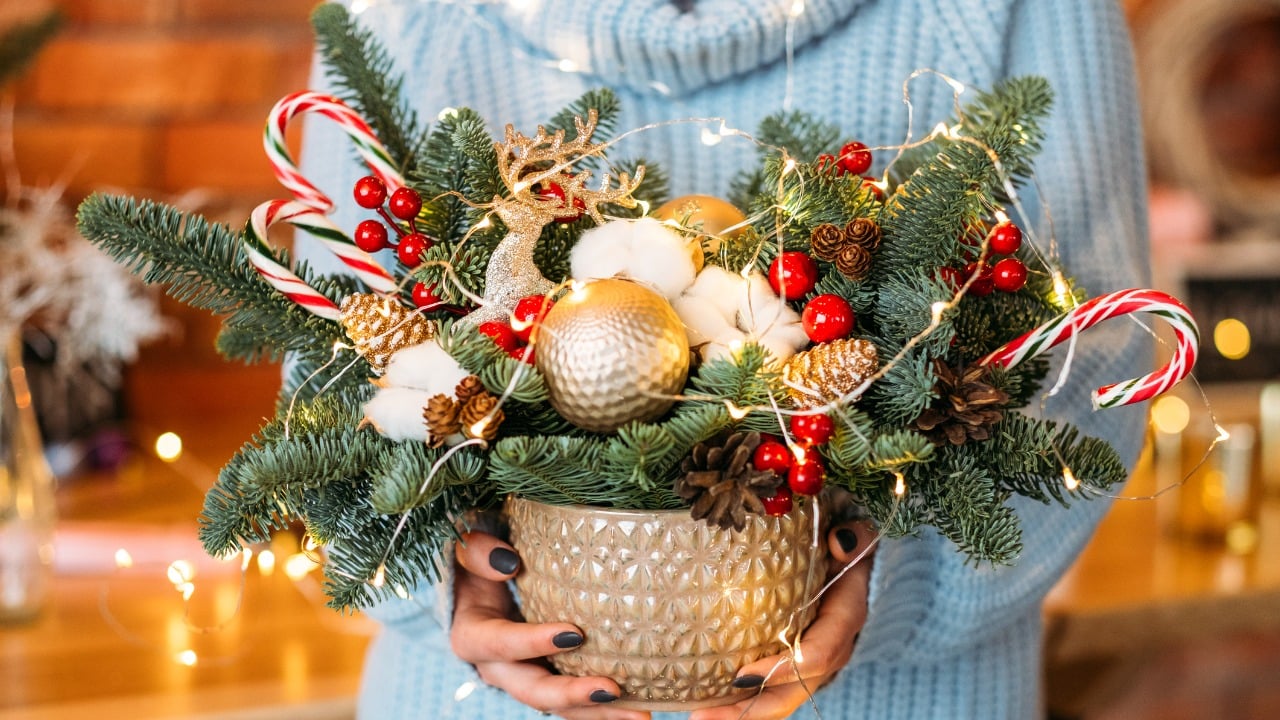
[537,178,586,224]
[750,411,837,516]
[765,251,859,344]
[351,175,435,268]
[476,294,554,364]
[940,221,1028,297]
[813,140,882,197]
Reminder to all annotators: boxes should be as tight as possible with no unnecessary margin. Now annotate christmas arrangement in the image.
[75,4,1199,621]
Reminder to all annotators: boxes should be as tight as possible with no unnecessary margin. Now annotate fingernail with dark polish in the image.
[552,631,584,649]
[488,547,519,575]
[836,527,859,554]
[589,690,618,703]
[732,674,765,689]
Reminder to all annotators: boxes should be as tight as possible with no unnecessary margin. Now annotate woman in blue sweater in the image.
[299,1,1151,717]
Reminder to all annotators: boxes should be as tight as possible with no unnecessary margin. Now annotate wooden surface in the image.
[3,394,1278,718]
[0,407,373,720]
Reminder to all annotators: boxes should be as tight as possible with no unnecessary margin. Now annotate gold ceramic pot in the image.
[505,497,826,710]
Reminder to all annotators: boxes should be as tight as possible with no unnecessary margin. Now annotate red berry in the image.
[992,257,1028,293]
[353,175,387,209]
[410,282,442,308]
[861,176,885,200]
[478,321,521,352]
[539,180,585,223]
[761,485,794,516]
[790,412,835,445]
[752,440,794,474]
[814,154,839,175]
[509,344,536,364]
[990,221,1023,256]
[388,187,423,220]
[397,233,432,266]
[838,141,872,175]
[768,251,819,301]
[787,456,826,496]
[353,219,390,252]
[511,294,554,343]
[963,262,994,297]
[936,265,962,290]
[801,294,855,342]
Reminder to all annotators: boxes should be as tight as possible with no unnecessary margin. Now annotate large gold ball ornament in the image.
[535,278,690,432]
[653,195,749,270]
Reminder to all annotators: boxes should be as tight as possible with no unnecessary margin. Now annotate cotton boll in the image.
[756,321,809,363]
[363,387,431,442]
[383,340,471,395]
[673,294,738,347]
[569,221,633,283]
[621,217,697,299]
[701,328,749,364]
[570,218,697,299]
[681,265,744,318]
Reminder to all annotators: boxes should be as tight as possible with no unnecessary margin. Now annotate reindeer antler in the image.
[494,110,644,224]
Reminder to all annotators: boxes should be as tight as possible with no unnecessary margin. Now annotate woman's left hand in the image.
[688,520,877,720]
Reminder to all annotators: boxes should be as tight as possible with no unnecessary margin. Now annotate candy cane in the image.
[264,91,405,213]
[249,200,397,295]
[246,91,403,318]
[980,288,1199,409]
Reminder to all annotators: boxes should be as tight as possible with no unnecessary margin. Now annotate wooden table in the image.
[0,414,373,720]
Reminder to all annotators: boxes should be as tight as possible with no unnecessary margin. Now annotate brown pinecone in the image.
[835,244,873,281]
[809,223,847,262]
[843,218,882,251]
[676,431,782,531]
[911,361,1010,446]
[459,392,504,443]
[454,375,486,404]
[424,394,461,447]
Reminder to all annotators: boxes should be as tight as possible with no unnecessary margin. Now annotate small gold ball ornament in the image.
[654,195,749,269]
[535,278,690,432]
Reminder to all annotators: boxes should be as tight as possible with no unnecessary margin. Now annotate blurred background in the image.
[0,1,1277,718]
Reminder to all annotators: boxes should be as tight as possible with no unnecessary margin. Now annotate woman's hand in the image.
[688,520,878,720]
[450,531,652,720]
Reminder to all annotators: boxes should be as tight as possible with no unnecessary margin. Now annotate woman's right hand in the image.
[451,532,652,720]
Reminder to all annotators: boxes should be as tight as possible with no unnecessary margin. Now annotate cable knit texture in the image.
[297,1,1150,717]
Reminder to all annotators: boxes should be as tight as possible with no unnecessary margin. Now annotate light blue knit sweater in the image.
[297,1,1151,717]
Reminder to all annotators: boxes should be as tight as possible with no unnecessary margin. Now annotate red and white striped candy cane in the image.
[264,91,405,213]
[980,288,1199,409]
[242,241,341,322]
[249,200,397,295]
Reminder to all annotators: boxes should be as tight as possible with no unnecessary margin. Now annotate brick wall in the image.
[5,0,321,435]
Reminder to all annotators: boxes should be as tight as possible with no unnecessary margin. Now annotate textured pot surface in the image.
[505,497,826,710]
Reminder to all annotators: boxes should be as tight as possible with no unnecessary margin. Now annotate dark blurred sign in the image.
[1184,271,1280,383]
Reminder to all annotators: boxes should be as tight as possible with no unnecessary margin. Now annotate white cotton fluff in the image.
[570,217,697,299]
[363,387,432,443]
[673,294,739,347]
[679,265,744,318]
[738,271,808,362]
[382,340,471,395]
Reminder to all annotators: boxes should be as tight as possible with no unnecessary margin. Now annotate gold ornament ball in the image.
[653,195,749,269]
[535,278,690,432]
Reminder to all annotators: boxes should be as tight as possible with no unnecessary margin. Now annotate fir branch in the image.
[311,3,427,176]
[76,194,345,362]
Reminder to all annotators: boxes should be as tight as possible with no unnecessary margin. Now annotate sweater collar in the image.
[494,0,869,96]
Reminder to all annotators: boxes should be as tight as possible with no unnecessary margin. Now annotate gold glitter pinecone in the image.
[911,361,1010,446]
[809,223,847,262]
[338,293,434,373]
[844,217,882,251]
[424,394,461,447]
[676,431,782,531]
[781,338,879,408]
[459,392,504,442]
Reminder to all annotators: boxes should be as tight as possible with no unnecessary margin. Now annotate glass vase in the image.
[0,329,56,623]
